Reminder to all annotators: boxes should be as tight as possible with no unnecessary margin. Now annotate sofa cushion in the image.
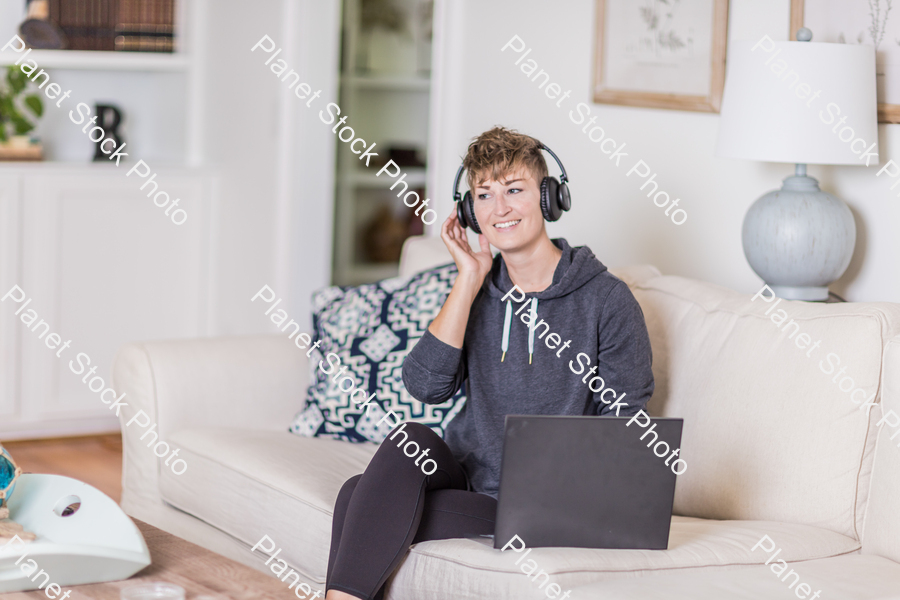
[564,554,900,600]
[387,518,859,599]
[289,262,467,443]
[862,337,900,562]
[159,428,378,584]
[631,275,900,540]
[160,429,860,592]
[399,235,452,278]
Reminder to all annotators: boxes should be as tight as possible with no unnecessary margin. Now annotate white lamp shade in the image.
[716,40,878,166]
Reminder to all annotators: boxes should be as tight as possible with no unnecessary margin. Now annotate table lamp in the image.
[716,29,878,301]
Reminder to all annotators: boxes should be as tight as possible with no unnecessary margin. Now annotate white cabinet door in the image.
[8,167,211,439]
[0,172,21,423]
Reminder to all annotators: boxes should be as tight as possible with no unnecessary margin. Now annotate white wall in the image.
[429,0,900,302]
[286,0,342,330]
[197,0,341,334]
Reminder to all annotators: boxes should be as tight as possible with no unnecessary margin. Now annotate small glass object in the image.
[120,582,185,600]
[0,444,22,501]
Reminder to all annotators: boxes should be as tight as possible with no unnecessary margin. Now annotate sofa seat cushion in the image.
[386,517,859,599]
[160,429,860,594]
[159,428,378,584]
[566,553,900,600]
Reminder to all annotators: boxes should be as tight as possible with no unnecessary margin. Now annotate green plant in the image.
[0,66,44,143]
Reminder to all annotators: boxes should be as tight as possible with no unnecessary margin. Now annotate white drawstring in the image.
[528,298,538,365]
[501,300,512,362]
[501,296,539,365]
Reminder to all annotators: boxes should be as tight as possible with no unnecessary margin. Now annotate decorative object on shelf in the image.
[364,145,426,170]
[46,0,176,53]
[716,28,877,301]
[359,0,416,75]
[0,66,43,161]
[592,0,729,112]
[0,474,151,592]
[790,0,900,123]
[363,203,410,263]
[92,104,124,161]
[388,145,425,168]
[18,0,66,50]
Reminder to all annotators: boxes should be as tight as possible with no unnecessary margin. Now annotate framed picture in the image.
[791,0,900,123]
[592,0,729,112]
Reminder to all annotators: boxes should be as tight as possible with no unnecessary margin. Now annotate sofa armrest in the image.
[112,334,307,518]
[113,334,307,435]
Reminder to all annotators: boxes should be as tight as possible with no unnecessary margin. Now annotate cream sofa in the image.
[113,236,900,599]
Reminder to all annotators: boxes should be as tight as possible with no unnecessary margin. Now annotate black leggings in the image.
[326,422,497,600]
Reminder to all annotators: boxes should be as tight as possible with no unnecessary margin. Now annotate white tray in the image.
[0,473,151,592]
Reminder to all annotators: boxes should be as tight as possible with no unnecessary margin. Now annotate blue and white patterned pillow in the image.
[289,263,468,443]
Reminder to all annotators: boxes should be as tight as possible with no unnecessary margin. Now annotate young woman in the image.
[325,127,655,600]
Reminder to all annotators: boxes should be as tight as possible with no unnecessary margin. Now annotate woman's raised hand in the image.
[427,210,493,348]
[440,210,493,284]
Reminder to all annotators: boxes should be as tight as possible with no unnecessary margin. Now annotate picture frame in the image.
[790,0,900,123]
[592,0,729,113]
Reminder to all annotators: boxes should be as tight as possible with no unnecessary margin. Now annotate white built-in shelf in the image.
[332,0,434,287]
[341,74,430,92]
[0,160,200,171]
[352,167,427,188]
[0,49,188,71]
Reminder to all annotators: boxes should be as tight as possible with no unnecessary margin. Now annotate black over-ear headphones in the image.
[452,143,571,235]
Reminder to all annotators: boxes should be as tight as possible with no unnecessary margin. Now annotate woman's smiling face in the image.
[472,167,547,253]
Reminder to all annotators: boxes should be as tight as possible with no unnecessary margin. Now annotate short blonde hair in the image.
[462,126,548,192]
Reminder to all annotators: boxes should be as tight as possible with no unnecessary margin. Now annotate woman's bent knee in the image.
[383,423,443,470]
[337,474,363,503]
[384,421,442,448]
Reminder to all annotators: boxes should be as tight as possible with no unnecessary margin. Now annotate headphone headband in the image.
[453,143,568,200]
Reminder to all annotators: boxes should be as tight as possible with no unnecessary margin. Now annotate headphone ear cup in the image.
[541,177,563,222]
[457,197,470,230]
[559,182,571,212]
[461,191,482,234]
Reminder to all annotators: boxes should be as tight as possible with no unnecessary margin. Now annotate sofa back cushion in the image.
[400,235,453,277]
[861,337,900,560]
[632,276,900,540]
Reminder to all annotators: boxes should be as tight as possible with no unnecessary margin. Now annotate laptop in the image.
[492,415,684,550]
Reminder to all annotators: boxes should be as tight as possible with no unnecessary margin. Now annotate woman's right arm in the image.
[402,210,493,404]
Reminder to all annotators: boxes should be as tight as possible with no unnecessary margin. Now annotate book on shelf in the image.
[116,0,175,52]
[47,0,175,53]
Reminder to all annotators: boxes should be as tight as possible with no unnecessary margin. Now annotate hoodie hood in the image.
[486,238,609,365]
[484,238,608,301]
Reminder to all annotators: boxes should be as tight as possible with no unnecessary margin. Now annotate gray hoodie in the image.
[401,238,654,497]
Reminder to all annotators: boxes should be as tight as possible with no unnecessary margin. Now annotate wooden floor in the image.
[3,434,123,503]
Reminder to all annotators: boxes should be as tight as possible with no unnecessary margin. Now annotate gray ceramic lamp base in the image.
[742,173,855,302]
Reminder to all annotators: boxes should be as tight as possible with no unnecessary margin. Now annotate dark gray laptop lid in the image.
[493,415,683,550]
